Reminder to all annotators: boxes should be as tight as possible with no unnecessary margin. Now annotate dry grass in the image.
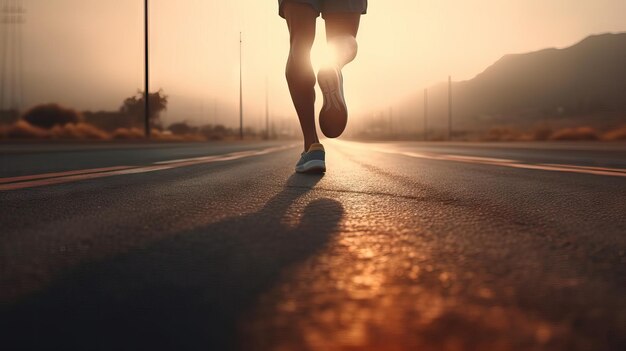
[111,127,145,140]
[110,127,207,141]
[152,129,207,142]
[152,130,186,141]
[529,126,553,141]
[549,126,599,141]
[7,118,619,143]
[50,123,111,140]
[0,121,111,140]
[602,125,626,141]
[482,125,626,142]
[0,120,50,139]
[0,121,208,142]
[483,127,522,142]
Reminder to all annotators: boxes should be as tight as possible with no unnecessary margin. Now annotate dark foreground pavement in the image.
[0,140,625,350]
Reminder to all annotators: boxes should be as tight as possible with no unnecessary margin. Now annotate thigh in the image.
[323,12,361,40]
[282,1,319,46]
[321,0,366,38]
[279,0,321,19]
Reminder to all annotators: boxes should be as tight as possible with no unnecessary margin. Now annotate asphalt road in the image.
[1,140,625,351]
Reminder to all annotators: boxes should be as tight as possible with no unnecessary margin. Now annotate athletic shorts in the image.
[278,0,368,19]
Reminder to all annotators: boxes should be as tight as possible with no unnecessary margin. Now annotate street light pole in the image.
[448,75,452,141]
[423,88,428,141]
[144,0,150,138]
[239,32,243,140]
[389,106,393,137]
[265,75,269,140]
[1,0,26,112]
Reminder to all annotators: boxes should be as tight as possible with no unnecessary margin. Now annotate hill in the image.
[412,33,626,134]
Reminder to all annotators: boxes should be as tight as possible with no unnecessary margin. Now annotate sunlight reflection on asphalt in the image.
[241,144,566,350]
[2,140,622,350]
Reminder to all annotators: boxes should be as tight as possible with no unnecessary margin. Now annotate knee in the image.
[286,42,315,86]
[331,35,358,51]
[288,37,314,64]
[329,35,358,65]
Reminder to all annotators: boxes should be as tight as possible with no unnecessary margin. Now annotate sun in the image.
[310,41,339,70]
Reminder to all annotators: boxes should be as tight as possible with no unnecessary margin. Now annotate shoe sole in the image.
[295,160,326,174]
[318,68,347,138]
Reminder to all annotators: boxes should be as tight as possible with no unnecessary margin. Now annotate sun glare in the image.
[311,42,336,70]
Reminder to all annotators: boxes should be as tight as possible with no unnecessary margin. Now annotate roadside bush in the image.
[22,103,82,129]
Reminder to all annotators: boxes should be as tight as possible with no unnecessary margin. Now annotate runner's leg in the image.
[283,2,319,151]
[316,12,361,138]
[324,13,361,68]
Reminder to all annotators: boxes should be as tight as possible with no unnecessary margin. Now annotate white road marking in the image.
[0,144,297,191]
[332,140,626,178]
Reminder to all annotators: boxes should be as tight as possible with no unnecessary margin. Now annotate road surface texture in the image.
[1,140,625,351]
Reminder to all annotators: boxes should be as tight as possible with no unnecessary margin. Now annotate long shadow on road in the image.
[2,174,343,351]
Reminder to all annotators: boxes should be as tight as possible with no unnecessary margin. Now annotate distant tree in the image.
[22,103,82,129]
[120,90,168,130]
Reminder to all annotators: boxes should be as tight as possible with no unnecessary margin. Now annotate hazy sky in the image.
[9,0,626,127]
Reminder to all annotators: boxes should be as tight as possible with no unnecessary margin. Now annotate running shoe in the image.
[295,143,326,173]
[318,66,347,138]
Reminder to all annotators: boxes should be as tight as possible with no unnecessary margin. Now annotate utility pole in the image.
[1,0,26,112]
[265,75,270,140]
[144,0,150,138]
[389,107,393,137]
[448,75,452,141]
[423,88,428,141]
[239,32,243,140]
[213,97,217,126]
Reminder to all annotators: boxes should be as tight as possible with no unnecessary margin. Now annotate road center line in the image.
[0,166,135,184]
[540,163,626,174]
[315,138,626,178]
[0,145,296,191]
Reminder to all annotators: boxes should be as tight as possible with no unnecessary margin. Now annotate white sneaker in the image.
[295,143,326,173]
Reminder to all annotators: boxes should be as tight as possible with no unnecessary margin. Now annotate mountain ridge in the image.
[413,32,626,133]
